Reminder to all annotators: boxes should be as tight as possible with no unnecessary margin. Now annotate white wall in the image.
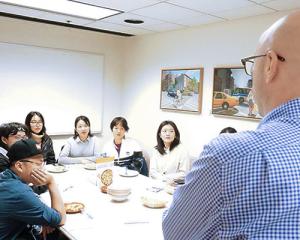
[0,16,125,154]
[122,11,291,157]
[0,10,292,159]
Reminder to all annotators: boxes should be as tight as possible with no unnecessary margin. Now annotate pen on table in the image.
[124,221,149,224]
[85,212,94,220]
[63,185,73,192]
[81,210,94,220]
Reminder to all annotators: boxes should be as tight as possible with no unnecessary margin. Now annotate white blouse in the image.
[150,143,190,181]
[101,137,141,159]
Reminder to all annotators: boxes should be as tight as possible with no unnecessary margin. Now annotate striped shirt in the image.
[163,98,300,239]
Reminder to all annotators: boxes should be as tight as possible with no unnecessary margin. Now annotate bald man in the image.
[163,11,300,239]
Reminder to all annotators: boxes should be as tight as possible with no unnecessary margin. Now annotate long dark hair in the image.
[25,111,46,135]
[155,120,180,155]
[73,115,93,139]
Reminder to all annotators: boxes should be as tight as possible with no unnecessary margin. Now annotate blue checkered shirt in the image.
[163,98,300,239]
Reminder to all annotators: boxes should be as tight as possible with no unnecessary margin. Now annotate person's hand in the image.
[31,168,54,186]
[81,158,95,164]
[81,159,90,164]
[41,226,55,240]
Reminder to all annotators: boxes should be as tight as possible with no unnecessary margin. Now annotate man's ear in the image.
[13,161,24,173]
[1,136,8,145]
[264,50,279,84]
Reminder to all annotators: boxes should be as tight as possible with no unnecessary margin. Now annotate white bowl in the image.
[107,185,131,195]
[110,193,130,202]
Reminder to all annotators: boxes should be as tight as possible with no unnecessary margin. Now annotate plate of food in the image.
[141,195,168,208]
[83,163,96,170]
[46,164,67,173]
[64,202,85,214]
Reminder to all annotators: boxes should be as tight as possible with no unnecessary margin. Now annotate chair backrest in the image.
[60,145,65,152]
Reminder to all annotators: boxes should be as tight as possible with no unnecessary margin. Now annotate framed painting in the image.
[212,67,261,120]
[160,68,203,113]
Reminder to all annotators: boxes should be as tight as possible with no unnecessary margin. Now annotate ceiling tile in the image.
[142,22,186,32]
[174,14,225,26]
[76,0,163,12]
[0,3,45,18]
[262,0,300,11]
[102,12,163,27]
[216,5,275,20]
[1,0,299,36]
[86,20,154,35]
[131,2,202,22]
[167,0,255,14]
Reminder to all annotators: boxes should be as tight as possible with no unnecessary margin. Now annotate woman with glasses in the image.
[150,120,190,182]
[0,122,29,172]
[25,111,56,165]
[58,115,101,164]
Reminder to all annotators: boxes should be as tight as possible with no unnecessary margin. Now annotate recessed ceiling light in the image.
[0,0,121,20]
[124,19,144,24]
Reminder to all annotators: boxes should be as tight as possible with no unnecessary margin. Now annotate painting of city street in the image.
[212,67,261,120]
[160,68,203,113]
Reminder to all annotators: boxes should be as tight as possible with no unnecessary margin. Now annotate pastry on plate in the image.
[64,202,85,214]
[98,169,113,186]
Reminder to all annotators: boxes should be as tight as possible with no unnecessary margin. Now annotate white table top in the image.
[42,165,172,240]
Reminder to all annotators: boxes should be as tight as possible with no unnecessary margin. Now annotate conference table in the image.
[42,164,173,240]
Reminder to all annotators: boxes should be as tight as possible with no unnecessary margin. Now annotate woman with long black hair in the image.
[25,111,56,164]
[150,120,190,181]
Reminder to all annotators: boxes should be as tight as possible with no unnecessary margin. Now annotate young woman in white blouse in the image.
[150,120,190,181]
[102,117,141,159]
[58,115,100,164]
[102,117,148,176]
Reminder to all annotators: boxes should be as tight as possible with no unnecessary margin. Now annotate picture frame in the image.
[212,66,261,120]
[160,67,203,113]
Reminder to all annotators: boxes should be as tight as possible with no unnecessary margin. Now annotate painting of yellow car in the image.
[213,91,239,110]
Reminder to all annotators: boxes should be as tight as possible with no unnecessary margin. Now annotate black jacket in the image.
[41,134,56,164]
[32,134,55,194]
[0,151,9,172]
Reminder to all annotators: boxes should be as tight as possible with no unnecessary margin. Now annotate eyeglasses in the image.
[20,159,45,167]
[241,54,286,76]
[9,134,28,140]
[9,127,27,136]
[30,121,43,125]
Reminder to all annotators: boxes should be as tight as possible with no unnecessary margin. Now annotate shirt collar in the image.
[258,98,300,128]
[0,168,22,182]
[0,147,8,156]
[75,136,90,143]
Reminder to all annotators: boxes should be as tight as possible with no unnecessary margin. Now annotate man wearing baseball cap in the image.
[0,139,66,239]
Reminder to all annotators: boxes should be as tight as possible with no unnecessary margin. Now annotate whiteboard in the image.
[0,42,103,135]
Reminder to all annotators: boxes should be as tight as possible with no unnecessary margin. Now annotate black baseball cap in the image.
[7,139,42,163]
